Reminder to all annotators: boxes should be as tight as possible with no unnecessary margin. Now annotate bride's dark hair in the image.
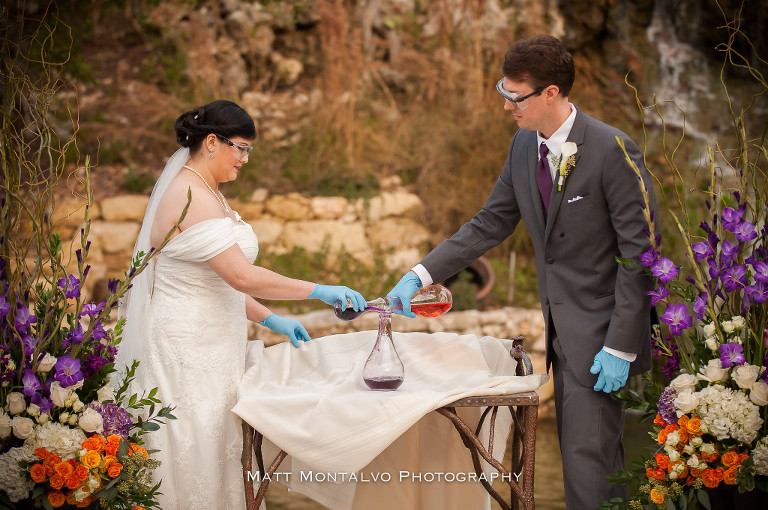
[174,99,256,152]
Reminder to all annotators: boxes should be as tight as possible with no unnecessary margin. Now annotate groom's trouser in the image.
[551,330,627,510]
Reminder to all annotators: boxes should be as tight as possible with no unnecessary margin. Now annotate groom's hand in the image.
[261,314,311,348]
[590,348,630,393]
[386,271,422,318]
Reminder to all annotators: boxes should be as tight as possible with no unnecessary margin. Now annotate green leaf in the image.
[696,488,711,510]
[142,421,161,431]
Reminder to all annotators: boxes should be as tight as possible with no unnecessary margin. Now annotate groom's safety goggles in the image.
[495,79,547,111]
[216,135,254,161]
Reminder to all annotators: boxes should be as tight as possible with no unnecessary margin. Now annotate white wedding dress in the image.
[135,215,257,510]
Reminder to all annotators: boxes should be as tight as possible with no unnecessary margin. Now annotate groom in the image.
[388,34,657,509]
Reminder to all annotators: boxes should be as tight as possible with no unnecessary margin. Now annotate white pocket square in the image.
[567,195,584,204]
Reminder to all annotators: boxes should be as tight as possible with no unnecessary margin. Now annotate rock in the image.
[384,248,421,273]
[365,217,430,251]
[271,52,304,86]
[282,220,371,261]
[359,191,423,221]
[250,188,269,203]
[51,199,88,233]
[229,199,264,219]
[311,196,348,219]
[246,219,283,246]
[264,193,312,220]
[100,195,149,222]
[88,222,140,254]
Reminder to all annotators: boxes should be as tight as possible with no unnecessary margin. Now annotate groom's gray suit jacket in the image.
[421,109,657,387]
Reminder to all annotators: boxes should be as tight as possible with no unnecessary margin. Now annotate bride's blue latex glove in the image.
[308,284,366,311]
[590,348,630,393]
[261,314,311,348]
[386,271,422,318]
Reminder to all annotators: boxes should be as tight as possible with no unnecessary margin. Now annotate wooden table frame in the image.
[241,336,539,510]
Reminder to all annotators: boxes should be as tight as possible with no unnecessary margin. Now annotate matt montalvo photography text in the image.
[245,470,524,484]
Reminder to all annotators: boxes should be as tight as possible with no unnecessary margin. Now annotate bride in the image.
[118,99,366,510]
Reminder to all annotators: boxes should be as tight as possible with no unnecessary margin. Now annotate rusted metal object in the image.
[241,336,539,510]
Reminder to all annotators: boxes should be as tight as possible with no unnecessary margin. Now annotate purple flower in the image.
[107,278,119,295]
[62,324,84,349]
[660,303,693,336]
[639,248,659,268]
[14,305,36,333]
[22,334,37,357]
[54,355,83,388]
[86,402,132,438]
[90,321,107,342]
[0,295,9,320]
[692,241,715,262]
[30,393,52,414]
[752,261,768,283]
[746,281,768,304]
[733,221,757,242]
[22,369,41,397]
[82,353,108,379]
[721,206,743,231]
[651,257,679,283]
[79,302,104,317]
[647,286,670,306]
[57,274,81,299]
[693,293,708,320]
[722,264,747,292]
[720,241,739,266]
[657,386,678,425]
[719,342,746,367]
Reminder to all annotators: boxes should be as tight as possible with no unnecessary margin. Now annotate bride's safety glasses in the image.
[216,135,254,161]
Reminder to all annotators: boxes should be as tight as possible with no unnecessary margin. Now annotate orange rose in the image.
[81,450,102,470]
[723,466,738,485]
[701,448,719,463]
[655,453,671,471]
[673,462,688,480]
[82,434,106,453]
[129,443,148,458]
[133,507,147,510]
[714,467,725,482]
[74,464,89,482]
[721,450,740,468]
[657,430,669,444]
[49,474,65,490]
[652,468,667,481]
[66,491,79,505]
[101,455,117,473]
[107,462,123,478]
[105,436,120,455]
[65,473,82,490]
[47,491,66,508]
[30,463,47,483]
[34,447,50,460]
[687,416,702,435]
[54,461,74,479]
[678,415,689,428]
[651,488,665,504]
[690,467,705,478]
[702,469,720,488]
[654,414,666,426]
[75,497,93,508]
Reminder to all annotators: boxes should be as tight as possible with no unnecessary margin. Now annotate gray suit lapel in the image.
[527,140,547,232]
[544,109,587,242]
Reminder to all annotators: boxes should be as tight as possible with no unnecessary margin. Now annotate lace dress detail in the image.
[137,217,258,510]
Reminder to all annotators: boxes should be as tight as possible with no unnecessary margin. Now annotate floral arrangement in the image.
[551,141,578,191]
[0,197,177,509]
[603,24,768,509]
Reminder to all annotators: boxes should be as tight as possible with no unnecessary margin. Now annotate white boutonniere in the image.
[549,141,578,191]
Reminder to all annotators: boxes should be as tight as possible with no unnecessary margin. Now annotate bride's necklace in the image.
[183,164,229,213]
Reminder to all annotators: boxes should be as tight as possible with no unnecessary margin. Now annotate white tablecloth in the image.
[232,330,548,509]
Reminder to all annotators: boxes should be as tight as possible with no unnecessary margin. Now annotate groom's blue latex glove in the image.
[261,314,311,348]
[590,348,630,393]
[386,271,422,318]
[308,284,366,311]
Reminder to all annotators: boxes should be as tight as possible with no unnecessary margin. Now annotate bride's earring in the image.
[209,148,214,159]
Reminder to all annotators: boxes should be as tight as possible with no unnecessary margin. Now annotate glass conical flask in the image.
[335,284,452,321]
[362,311,404,391]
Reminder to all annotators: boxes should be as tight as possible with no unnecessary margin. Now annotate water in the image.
[264,412,652,509]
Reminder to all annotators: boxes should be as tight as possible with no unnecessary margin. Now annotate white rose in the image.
[49,381,73,408]
[722,320,735,333]
[698,359,729,383]
[36,353,57,373]
[750,380,768,406]
[666,430,681,446]
[64,394,77,407]
[72,400,83,413]
[705,337,719,351]
[683,444,696,455]
[11,416,34,439]
[703,323,716,337]
[674,389,700,415]
[691,436,703,447]
[733,364,761,390]
[731,316,745,329]
[0,412,12,438]
[671,374,698,393]
[700,443,716,456]
[6,392,26,415]
[669,450,680,462]
[687,454,702,468]
[36,413,49,424]
[77,408,103,434]
[26,403,40,418]
[59,412,69,423]
[96,384,115,403]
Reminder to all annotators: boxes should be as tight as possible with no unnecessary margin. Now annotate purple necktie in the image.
[536,142,553,214]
